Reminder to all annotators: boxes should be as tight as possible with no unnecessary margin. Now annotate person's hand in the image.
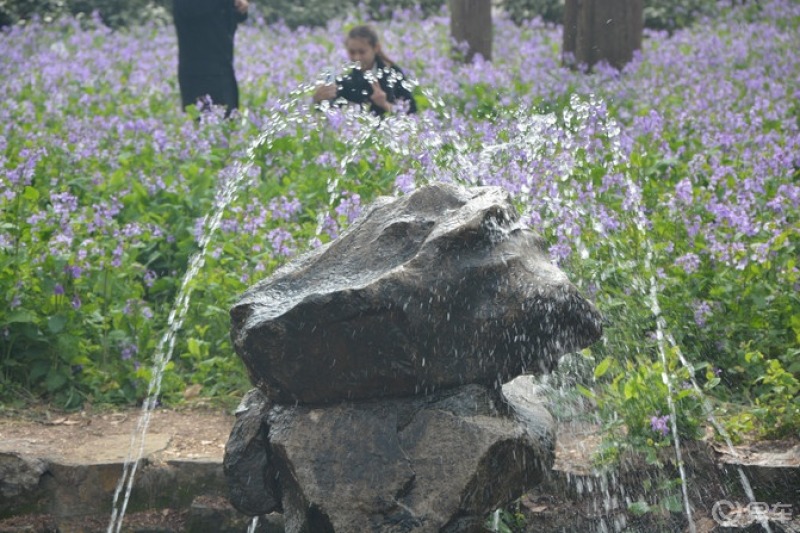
[234,0,249,14]
[370,81,391,112]
[313,84,337,103]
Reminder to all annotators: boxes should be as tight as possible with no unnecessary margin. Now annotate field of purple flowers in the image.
[1,2,798,450]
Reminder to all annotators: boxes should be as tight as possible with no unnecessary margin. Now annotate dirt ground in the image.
[0,402,235,464]
[0,402,237,533]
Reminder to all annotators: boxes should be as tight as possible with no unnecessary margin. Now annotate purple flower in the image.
[674,178,693,204]
[54,284,65,296]
[71,294,81,310]
[650,415,670,437]
[267,227,296,257]
[675,253,701,274]
[693,300,713,328]
[321,214,339,241]
[50,191,79,218]
[111,243,123,268]
[335,192,362,224]
[65,263,82,279]
[394,172,416,194]
[120,343,138,361]
[268,195,302,221]
[143,270,157,288]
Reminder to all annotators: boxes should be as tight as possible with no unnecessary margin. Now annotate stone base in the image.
[224,384,556,532]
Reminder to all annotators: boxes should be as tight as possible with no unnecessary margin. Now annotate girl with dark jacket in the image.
[313,25,417,116]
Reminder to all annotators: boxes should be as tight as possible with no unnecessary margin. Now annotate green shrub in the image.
[0,0,172,28]
[1,0,718,32]
[259,0,447,29]
[501,0,720,33]
[0,0,448,30]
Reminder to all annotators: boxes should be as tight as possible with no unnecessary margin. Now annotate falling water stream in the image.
[105,69,420,531]
[105,99,299,532]
[107,76,768,532]
[611,117,770,532]
[464,94,768,532]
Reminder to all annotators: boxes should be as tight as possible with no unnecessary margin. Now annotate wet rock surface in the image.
[230,183,603,405]
[225,385,555,533]
[225,184,604,532]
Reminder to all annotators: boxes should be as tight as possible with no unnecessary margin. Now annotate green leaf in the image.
[628,501,650,516]
[23,186,40,201]
[791,314,800,343]
[663,494,684,513]
[47,314,68,334]
[594,357,613,379]
[5,309,38,324]
[623,379,637,400]
[29,361,49,382]
[187,338,204,358]
[576,384,596,399]
[45,370,67,392]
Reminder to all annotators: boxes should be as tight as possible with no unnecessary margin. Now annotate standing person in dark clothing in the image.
[173,0,249,116]
[313,25,417,116]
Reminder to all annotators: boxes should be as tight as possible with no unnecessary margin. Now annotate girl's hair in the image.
[347,24,394,67]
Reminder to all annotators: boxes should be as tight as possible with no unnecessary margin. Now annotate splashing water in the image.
[410,89,769,531]
[106,100,299,533]
[105,71,771,532]
[105,66,423,531]
[611,108,769,532]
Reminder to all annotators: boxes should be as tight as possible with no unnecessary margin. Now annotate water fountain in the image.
[223,183,604,531]
[100,78,795,532]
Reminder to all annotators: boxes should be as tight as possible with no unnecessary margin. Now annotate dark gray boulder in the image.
[230,184,602,404]
[224,385,555,532]
[222,389,281,517]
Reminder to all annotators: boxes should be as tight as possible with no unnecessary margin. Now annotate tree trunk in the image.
[449,0,492,62]
[562,0,643,71]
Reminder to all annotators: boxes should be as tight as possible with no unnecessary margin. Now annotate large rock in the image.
[224,386,555,532]
[222,389,281,517]
[0,452,47,517]
[230,184,603,404]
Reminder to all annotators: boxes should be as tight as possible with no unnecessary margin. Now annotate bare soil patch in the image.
[0,403,235,464]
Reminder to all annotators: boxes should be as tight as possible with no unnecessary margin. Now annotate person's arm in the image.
[369,82,392,113]
[313,84,337,103]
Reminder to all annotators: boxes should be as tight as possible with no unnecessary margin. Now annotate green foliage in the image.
[0,0,171,28]
[258,0,447,29]
[625,476,685,525]
[725,349,800,439]
[1,1,797,461]
[2,0,718,32]
[587,351,706,466]
[0,0,448,30]
[485,507,527,533]
[502,0,565,26]
[501,0,720,32]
